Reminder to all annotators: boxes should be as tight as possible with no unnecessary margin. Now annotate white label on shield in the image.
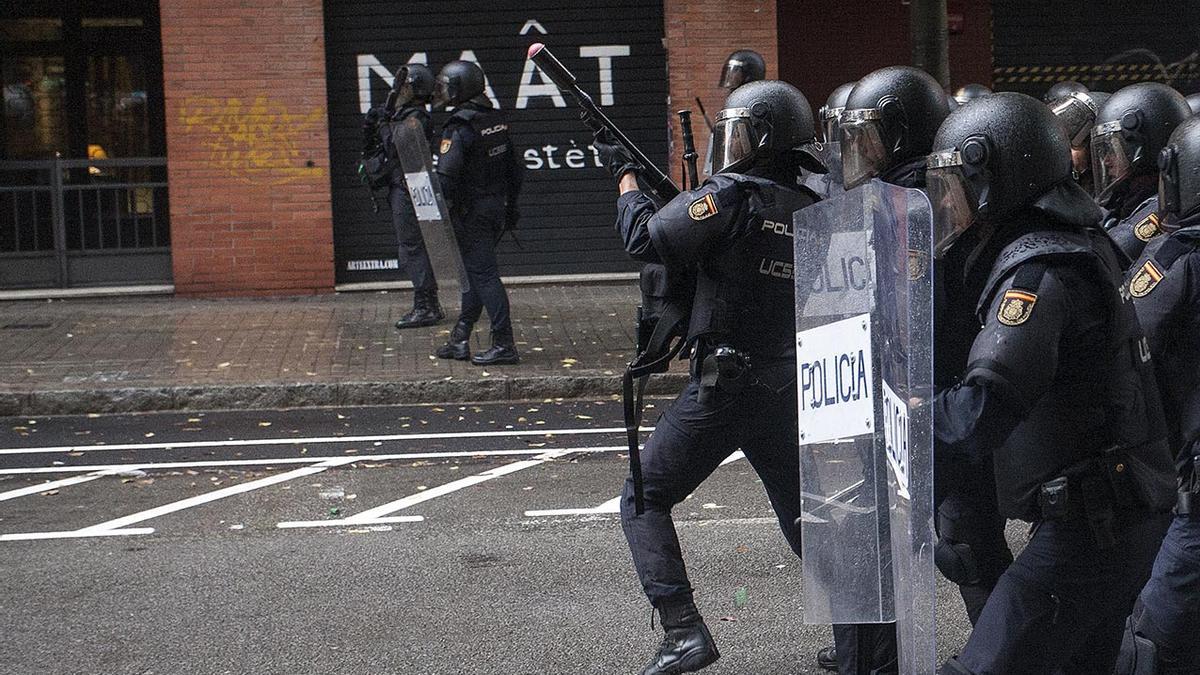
[795,313,874,445]
[404,171,442,221]
[882,379,910,500]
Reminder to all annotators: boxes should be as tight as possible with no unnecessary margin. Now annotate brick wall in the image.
[664,0,779,186]
[160,0,334,296]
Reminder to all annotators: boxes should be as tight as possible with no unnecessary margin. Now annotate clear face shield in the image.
[926,149,982,258]
[840,108,891,190]
[820,106,845,144]
[390,67,415,109]
[1091,120,1135,202]
[710,107,762,174]
[1050,93,1096,148]
[431,76,453,109]
[718,61,749,91]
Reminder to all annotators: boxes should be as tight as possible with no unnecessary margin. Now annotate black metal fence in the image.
[0,156,170,289]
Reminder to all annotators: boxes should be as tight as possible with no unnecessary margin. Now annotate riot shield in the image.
[391,116,469,294]
[793,180,935,673]
[801,140,845,199]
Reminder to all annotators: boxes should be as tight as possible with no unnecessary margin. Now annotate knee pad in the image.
[935,537,981,586]
[1116,618,1160,675]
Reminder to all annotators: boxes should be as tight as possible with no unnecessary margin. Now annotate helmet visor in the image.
[1091,121,1134,201]
[926,150,981,258]
[840,108,889,190]
[1049,93,1096,147]
[711,108,759,174]
[821,106,845,143]
[718,62,748,90]
[431,77,452,109]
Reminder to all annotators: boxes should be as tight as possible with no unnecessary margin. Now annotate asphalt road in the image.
[0,399,997,675]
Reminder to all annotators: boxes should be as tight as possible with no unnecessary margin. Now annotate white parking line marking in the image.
[0,426,654,456]
[0,471,116,502]
[0,458,358,543]
[0,528,155,542]
[277,450,569,529]
[276,515,426,528]
[522,451,746,517]
[0,446,628,476]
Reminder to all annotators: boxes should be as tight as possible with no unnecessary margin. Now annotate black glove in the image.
[362,107,383,150]
[592,126,641,180]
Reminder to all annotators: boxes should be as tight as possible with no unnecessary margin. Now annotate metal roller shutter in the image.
[992,1,1200,98]
[324,0,668,284]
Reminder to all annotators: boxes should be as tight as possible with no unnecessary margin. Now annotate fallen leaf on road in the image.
[144,432,154,438]
[217,362,231,369]
[576,415,593,420]
[734,587,750,608]
[719,616,738,622]
[258,422,271,427]
[40,490,59,496]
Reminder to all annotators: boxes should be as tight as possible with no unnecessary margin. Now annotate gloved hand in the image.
[592,126,642,181]
[362,107,383,150]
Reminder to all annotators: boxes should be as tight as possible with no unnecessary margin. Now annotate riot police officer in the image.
[595,79,825,675]
[952,83,992,106]
[819,81,856,144]
[1049,89,1103,194]
[1093,82,1191,262]
[717,49,765,92]
[1115,115,1200,675]
[929,92,1175,675]
[822,65,1012,675]
[362,63,445,329]
[430,60,523,366]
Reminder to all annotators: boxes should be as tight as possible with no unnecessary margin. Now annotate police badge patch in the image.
[440,139,452,154]
[1129,260,1164,297]
[1134,213,1162,242]
[997,290,1038,326]
[688,193,719,221]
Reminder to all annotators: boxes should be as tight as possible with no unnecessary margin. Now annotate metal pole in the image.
[910,0,951,89]
[50,153,69,288]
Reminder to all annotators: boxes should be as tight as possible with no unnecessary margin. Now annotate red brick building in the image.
[2,1,1195,296]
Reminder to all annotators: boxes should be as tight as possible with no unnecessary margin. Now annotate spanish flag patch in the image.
[688,193,719,221]
[1129,260,1164,298]
[997,290,1038,326]
[440,138,452,154]
[1134,213,1162,242]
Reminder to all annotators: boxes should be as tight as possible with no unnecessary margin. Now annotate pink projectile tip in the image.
[528,43,545,58]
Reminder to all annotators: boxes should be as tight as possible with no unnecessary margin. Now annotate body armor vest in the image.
[974,227,1176,519]
[688,174,817,357]
[446,107,513,200]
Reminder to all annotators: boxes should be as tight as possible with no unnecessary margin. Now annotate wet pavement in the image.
[0,283,687,415]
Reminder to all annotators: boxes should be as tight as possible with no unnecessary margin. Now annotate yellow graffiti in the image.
[179,96,327,186]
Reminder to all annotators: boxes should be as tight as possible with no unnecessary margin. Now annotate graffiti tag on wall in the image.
[179,96,327,186]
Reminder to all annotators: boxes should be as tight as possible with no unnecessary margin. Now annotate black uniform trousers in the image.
[1127,514,1200,673]
[950,509,1170,675]
[389,181,437,296]
[619,357,803,605]
[452,195,513,343]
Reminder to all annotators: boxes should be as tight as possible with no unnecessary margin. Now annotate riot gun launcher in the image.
[527,43,680,201]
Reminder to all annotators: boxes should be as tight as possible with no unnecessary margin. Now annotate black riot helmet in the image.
[840,66,950,189]
[952,83,992,105]
[1156,115,1200,225]
[818,81,856,143]
[1186,93,1200,116]
[1049,90,1100,148]
[392,63,435,107]
[927,92,1099,257]
[718,50,766,91]
[1043,80,1087,104]
[432,60,485,109]
[1091,82,1191,205]
[710,79,825,175]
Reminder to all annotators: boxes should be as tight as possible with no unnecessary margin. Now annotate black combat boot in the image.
[434,321,471,360]
[816,645,837,671]
[395,292,446,329]
[470,336,520,366]
[639,597,720,675]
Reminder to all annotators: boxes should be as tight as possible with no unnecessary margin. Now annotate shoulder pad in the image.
[1154,228,1200,270]
[978,229,1094,316]
[648,178,744,266]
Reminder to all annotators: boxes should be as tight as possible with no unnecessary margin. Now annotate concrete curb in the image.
[0,372,691,417]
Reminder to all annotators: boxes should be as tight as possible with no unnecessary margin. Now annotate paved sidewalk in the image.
[0,283,688,416]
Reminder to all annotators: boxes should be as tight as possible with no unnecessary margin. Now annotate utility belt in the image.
[1037,446,1140,548]
[1177,455,1200,518]
[691,340,755,405]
